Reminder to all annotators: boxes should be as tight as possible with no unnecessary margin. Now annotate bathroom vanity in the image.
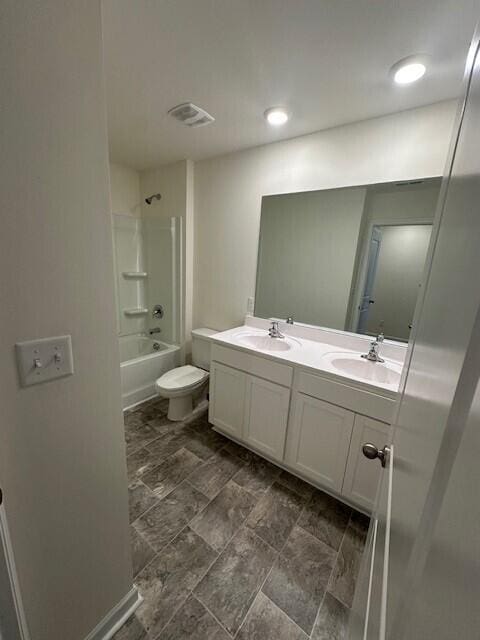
[208,318,405,512]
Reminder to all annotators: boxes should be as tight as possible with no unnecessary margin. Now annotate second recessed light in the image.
[265,107,289,126]
[391,55,427,85]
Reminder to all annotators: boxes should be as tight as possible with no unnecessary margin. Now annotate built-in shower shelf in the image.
[122,271,148,278]
[124,308,149,317]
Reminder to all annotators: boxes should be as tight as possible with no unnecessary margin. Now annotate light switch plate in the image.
[15,335,74,387]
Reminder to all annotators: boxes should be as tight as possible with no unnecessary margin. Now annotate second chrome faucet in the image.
[268,321,284,338]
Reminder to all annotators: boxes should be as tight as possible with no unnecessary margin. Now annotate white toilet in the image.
[155,328,216,421]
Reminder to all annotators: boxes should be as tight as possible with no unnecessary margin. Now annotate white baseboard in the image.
[84,586,143,640]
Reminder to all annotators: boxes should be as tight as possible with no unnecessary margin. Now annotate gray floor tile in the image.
[276,470,315,501]
[136,528,217,639]
[146,413,172,431]
[328,524,366,608]
[183,426,228,461]
[127,447,161,483]
[131,526,156,578]
[133,482,209,552]
[140,398,169,421]
[112,613,150,640]
[223,440,258,463]
[182,410,209,428]
[263,525,336,634]
[125,421,166,456]
[124,411,146,429]
[190,481,256,551]
[187,449,244,499]
[246,482,305,551]
[237,592,308,640]
[128,481,158,523]
[122,405,367,640]
[311,593,349,640]
[159,594,230,640]
[232,455,281,498]
[349,510,370,536]
[194,527,277,636]
[142,448,202,499]
[145,427,192,461]
[298,490,351,551]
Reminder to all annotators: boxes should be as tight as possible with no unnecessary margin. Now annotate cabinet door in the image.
[243,375,290,461]
[286,393,355,493]
[209,362,246,439]
[342,414,390,511]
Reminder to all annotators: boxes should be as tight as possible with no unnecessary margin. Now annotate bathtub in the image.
[119,335,180,409]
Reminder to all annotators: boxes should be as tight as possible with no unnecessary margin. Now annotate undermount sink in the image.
[235,333,301,352]
[323,351,402,386]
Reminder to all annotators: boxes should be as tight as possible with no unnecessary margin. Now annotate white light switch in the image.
[16,335,74,387]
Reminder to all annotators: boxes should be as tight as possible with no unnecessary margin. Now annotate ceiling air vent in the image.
[168,102,215,128]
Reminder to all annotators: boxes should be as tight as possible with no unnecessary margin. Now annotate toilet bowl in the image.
[155,328,216,421]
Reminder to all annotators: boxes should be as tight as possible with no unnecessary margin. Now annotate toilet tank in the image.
[191,328,217,371]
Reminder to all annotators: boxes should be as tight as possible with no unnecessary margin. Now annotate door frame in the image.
[350,216,433,336]
[0,506,30,639]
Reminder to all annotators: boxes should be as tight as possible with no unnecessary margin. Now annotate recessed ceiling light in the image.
[391,55,427,85]
[264,107,289,126]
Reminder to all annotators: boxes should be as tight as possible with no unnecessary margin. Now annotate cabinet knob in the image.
[362,443,390,468]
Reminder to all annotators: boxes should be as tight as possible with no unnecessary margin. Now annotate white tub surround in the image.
[120,336,180,409]
[209,317,406,512]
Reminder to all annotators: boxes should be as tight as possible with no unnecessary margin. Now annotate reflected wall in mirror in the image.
[255,178,440,342]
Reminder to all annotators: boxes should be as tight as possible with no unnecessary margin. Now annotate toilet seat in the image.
[155,365,208,397]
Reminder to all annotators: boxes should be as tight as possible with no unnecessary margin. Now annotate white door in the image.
[349,33,480,640]
[243,375,290,461]
[342,415,389,512]
[209,362,246,438]
[286,394,354,493]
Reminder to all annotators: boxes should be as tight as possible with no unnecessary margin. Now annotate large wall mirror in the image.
[255,178,441,342]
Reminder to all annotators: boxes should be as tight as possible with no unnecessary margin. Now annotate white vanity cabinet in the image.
[209,345,293,462]
[209,340,395,512]
[286,394,354,493]
[284,369,393,510]
[243,375,290,460]
[342,414,390,511]
[209,362,246,439]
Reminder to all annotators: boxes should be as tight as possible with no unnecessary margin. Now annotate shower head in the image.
[145,193,161,205]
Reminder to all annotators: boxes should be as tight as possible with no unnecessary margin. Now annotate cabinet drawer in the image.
[296,370,394,423]
[211,343,292,387]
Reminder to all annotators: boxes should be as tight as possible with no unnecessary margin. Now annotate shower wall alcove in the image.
[112,213,183,408]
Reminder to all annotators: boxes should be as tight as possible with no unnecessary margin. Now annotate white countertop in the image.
[210,322,405,396]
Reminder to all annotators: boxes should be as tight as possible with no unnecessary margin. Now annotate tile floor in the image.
[114,397,369,640]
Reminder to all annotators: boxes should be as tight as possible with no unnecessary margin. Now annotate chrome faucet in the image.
[149,327,161,335]
[361,332,385,363]
[268,321,284,339]
[286,316,294,325]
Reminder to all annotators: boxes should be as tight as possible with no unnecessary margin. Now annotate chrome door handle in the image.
[362,443,390,468]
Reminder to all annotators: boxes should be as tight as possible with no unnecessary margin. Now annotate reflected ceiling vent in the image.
[168,102,215,128]
[395,180,424,186]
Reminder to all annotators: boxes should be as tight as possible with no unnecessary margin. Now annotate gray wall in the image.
[348,180,440,333]
[255,188,366,329]
[0,2,132,639]
[367,225,432,340]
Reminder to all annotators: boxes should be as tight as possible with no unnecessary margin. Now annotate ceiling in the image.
[103,0,478,170]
